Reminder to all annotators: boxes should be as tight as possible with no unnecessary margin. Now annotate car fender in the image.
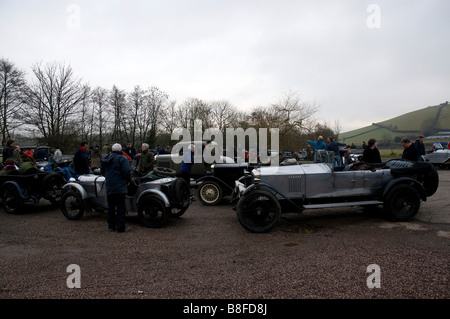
[382,177,427,201]
[242,182,305,212]
[136,189,170,207]
[0,180,28,199]
[62,182,88,200]
[196,176,234,192]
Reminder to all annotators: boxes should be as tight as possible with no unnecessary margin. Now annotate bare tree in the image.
[142,86,169,146]
[160,99,179,134]
[249,90,319,151]
[127,85,146,147]
[91,86,110,148]
[109,85,127,143]
[0,58,27,145]
[209,100,238,132]
[24,61,89,147]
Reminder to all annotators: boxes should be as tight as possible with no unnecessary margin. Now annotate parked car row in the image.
[0,162,194,229]
[0,140,441,234]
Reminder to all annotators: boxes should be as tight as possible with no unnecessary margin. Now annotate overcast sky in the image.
[1,0,449,133]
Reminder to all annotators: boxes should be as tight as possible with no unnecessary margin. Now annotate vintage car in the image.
[60,167,193,228]
[155,141,235,179]
[232,157,439,232]
[0,169,66,213]
[423,142,450,169]
[196,163,254,206]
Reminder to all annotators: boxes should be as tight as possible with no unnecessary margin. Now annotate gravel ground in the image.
[1,171,449,303]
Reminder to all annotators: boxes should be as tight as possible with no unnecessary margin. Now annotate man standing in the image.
[307,136,327,151]
[401,138,419,161]
[180,144,195,186]
[101,143,131,233]
[326,136,347,167]
[137,143,155,175]
[414,136,425,157]
[73,141,90,177]
[2,140,15,164]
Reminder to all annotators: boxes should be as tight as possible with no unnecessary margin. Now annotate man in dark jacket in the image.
[2,140,15,164]
[401,138,419,161]
[73,141,90,177]
[101,143,131,233]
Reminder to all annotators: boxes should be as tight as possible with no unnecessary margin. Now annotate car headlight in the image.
[252,168,261,184]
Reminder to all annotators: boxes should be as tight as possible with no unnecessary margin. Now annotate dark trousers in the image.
[107,193,126,231]
[180,171,190,186]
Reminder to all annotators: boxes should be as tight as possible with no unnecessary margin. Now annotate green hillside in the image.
[340,102,450,148]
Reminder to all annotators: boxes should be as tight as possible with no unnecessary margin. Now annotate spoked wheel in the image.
[197,181,222,206]
[138,195,166,228]
[0,184,23,214]
[236,189,281,233]
[60,190,85,220]
[384,184,420,221]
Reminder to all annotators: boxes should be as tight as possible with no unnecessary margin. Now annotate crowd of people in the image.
[306,135,441,166]
[0,140,40,175]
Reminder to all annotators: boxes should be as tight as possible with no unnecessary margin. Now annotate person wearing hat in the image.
[101,143,132,233]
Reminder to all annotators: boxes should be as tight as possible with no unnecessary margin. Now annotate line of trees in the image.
[1,58,339,154]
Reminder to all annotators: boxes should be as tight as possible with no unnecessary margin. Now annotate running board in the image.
[303,200,383,209]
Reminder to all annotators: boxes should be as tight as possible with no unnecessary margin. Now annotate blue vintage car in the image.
[0,169,66,213]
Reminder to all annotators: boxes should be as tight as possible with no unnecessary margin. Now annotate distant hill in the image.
[339,102,450,147]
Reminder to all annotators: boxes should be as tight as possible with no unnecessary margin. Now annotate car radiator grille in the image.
[288,175,301,193]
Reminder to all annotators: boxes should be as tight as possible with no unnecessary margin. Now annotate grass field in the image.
[340,103,450,145]
[379,148,403,160]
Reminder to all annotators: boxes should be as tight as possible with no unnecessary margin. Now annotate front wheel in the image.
[60,190,85,220]
[197,180,223,206]
[138,195,166,228]
[236,189,281,233]
[384,184,421,221]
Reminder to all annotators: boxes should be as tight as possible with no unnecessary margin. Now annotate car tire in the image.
[237,189,281,233]
[421,163,439,197]
[0,184,24,214]
[383,184,421,221]
[42,173,65,204]
[138,195,166,228]
[170,179,190,217]
[153,166,177,177]
[197,180,223,206]
[60,190,85,220]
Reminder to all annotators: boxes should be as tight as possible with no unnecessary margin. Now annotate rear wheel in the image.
[1,184,23,214]
[60,190,85,220]
[384,184,420,221]
[237,189,281,233]
[42,173,65,204]
[170,179,191,217]
[138,195,166,228]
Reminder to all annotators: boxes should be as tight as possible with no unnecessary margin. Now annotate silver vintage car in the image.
[232,156,439,232]
[60,168,193,228]
[423,142,450,169]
